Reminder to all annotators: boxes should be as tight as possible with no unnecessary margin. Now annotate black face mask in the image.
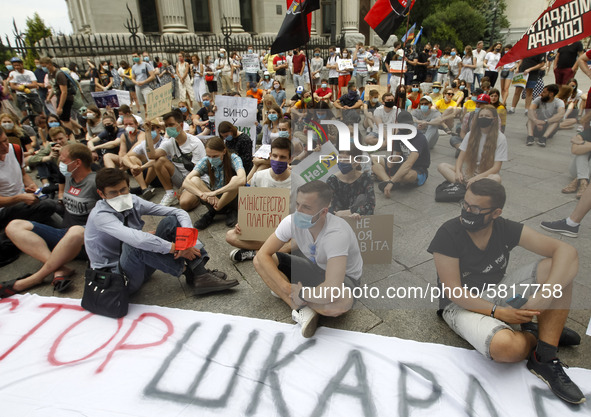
[460,208,493,231]
[477,117,494,128]
[105,125,116,134]
[384,101,395,108]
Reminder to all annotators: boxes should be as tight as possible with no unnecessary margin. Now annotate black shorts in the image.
[329,77,338,86]
[276,251,360,290]
[59,100,74,122]
[206,81,218,93]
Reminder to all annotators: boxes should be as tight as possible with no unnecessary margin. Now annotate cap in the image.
[475,94,491,103]
[10,57,22,63]
[296,86,304,94]
[263,70,270,75]
[419,96,433,104]
[432,81,442,88]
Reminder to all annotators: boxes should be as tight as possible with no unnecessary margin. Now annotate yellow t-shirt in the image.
[435,99,457,113]
[463,100,476,113]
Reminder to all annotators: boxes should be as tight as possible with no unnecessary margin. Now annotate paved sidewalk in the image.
[3,71,590,369]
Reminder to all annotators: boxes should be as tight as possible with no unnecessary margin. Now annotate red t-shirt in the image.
[293,53,306,74]
[315,87,332,98]
[273,55,287,75]
[585,50,591,109]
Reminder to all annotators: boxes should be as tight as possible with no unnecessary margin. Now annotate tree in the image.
[476,0,510,46]
[24,13,52,69]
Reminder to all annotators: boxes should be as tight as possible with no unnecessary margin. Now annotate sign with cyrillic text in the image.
[215,95,258,154]
[237,186,290,241]
[345,215,394,264]
[146,82,173,120]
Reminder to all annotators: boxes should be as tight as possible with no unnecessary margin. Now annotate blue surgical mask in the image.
[179,107,187,113]
[203,100,211,107]
[412,88,419,92]
[268,113,278,122]
[151,130,158,139]
[321,83,327,89]
[209,116,215,123]
[451,52,456,56]
[6,65,13,71]
[49,122,60,128]
[42,66,49,73]
[224,134,233,141]
[59,161,73,177]
[208,156,223,167]
[132,57,140,63]
[278,130,290,138]
[460,85,465,90]
[471,96,478,101]
[166,127,179,138]
[143,56,150,62]
[293,208,323,229]
[420,105,430,113]
[248,49,253,53]
[433,88,440,93]
[338,162,354,174]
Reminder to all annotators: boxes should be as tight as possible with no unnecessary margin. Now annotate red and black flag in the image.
[365,0,416,43]
[497,0,591,68]
[271,0,320,55]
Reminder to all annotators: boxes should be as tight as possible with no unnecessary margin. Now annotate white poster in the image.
[291,141,340,186]
[242,53,260,73]
[215,95,258,154]
[90,90,131,109]
[1,294,590,417]
[338,59,354,71]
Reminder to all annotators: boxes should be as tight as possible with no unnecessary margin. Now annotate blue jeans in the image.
[119,216,209,294]
[245,72,258,84]
[473,73,483,87]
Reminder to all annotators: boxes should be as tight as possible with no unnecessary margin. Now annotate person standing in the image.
[473,41,487,88]
[509,52,547,115]
[554,41,584,86]
[191,54,207,107]
[215,48,233,94]
[484,42,502,88]
[176,52,195,110]
[130,52,156,117]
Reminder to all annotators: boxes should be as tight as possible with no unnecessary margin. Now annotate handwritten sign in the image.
[345,215,394,264]
[242,54,260,73]
[175,227,199,251]
[389,60,407,73]
[253,144,271,159]
[215,95,258,154]
[90,90,130,109]
[146,82,173,120]
[237,186,290,241]
[512,72,529,88]
[337,59,354,71]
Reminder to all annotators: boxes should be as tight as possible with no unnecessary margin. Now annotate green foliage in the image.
[476,0,510,45]
[23,13,52,69]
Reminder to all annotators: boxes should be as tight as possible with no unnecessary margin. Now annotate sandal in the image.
[52,276,73,293]
[0,273,32,299]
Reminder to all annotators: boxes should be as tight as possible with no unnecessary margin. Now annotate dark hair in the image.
[96,168,129,193]
[119,104,131,114]
[297,180,333,207]
[469,178,506,209]
[205,137,234,189]
[64,143,92,168]
[545,84,559,96]
[163,109,183,124]
[218,121,238,137]
[271,137,292,158]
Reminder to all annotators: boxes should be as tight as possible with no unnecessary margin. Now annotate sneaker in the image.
[130,186,143,196]
[230,249,256,262]
[507,107,515,114]
[193,210,216,230]
[576,179,588,199]
[576,124,584,133]
[225,209,238,227]
[525,109,528,116]
[291,306,319,338]
[537,137,546,147]
[561,179,578,194]
[527,351,586,404]
[521,322,581,346]
[526,136,535,146]
[141,187,156,201]
[540,219,579,238]
[159,192,178,206]
[191,270,239,295]
[270,290,280,298]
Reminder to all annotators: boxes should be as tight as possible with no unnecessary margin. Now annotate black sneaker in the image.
[526,136,535,146]
[141,187,156,200]
[230,249,256,263]
[225,209,238,227]
[193,211,216,230]
[537,137,547,147]
[130,186,143,195]
[521,322,581,346]
[527,351,586,404]
[540,219,579,238]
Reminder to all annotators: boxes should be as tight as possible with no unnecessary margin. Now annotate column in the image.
[341,0,359,33]
[219,0,245,33]
[158,0,189,34]
[310,10,318,36]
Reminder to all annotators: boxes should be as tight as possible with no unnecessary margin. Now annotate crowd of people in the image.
[1,39,590,406]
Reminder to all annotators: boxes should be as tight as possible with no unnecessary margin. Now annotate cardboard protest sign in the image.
[175,228,199,251]
[365,85,389,100]
[237,186,290,241]
[146,82,173,120]
[90,90,131,109]
[512,72,529,88]
[215,95,258,154]
[345,215,394,264]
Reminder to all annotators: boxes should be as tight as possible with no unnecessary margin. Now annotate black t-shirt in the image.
[97,127,124,155]
[197,106,211,121]
[518,53,546,80]
[54,71,75,102]
[393,130,430,170]
[557,42,584,69]
[427,217,524,309]
[225,132,253,174]
[416,51,429,74]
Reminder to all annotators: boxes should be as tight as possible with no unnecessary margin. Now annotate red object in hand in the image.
[175,227,199,250]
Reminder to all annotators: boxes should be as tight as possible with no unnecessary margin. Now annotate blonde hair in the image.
[465,105,499,177]
[0,113,24,137]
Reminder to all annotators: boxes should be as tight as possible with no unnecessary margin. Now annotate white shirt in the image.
[459,131,508,167]
[251,168,291,189]
[275,213,363,280]
[8,69,37,92]
[484,52,501,72]
[0,144,25,213]
[159,133,206,177]
[474,49,487,74]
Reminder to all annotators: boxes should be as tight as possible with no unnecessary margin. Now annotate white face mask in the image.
[106,193,133,212]
[125,126,136,134]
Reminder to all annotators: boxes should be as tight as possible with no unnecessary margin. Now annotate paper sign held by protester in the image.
[292,141,339,186]
[389,60,407,73]
[345,215,394,264]
[175,228,199,251]
[253,144,271,159]
[511,73,529,88]
[91,90,131,109]
[146,82,173,120]
[365,85,389,100]
[215,95,258,154]
[237,187,290,241]
[337,59,354,71]
[242,54,260,73]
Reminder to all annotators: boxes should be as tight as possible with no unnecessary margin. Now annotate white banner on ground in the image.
[90,90,131,109]
[2,294,589,417]
[215,95,258,154]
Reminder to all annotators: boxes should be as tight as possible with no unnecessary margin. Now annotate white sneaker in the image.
[291,306,319,338]
[159,192,178,206]
[270,290,280,298]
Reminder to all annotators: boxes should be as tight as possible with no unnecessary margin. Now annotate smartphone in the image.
[506,294,528,309]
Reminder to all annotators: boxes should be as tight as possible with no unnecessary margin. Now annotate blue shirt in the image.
[193,153,244,190]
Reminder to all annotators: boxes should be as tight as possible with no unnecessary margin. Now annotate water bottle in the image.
[34,188,49,200]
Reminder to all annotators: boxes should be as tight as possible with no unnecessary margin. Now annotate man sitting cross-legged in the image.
[253,180,363,338]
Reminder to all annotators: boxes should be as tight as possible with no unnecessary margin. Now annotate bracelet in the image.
[490,304,497,318]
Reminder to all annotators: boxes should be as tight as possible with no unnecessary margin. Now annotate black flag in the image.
[271,0,320,55]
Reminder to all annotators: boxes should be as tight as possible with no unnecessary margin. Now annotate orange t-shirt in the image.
[247,89,264,104]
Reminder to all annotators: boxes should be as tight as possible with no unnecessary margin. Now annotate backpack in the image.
[12,143,23,165]
[435,181,466,202]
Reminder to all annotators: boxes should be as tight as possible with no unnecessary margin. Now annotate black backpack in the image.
[435,181,466,202]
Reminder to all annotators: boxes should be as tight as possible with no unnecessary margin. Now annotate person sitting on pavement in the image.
[151,109,206,207]
[182,137,246,230]
[2,144,99,298]
[1,112,33,152]
[116,104,143,127]
[429,81,443,102]
[313,78,333,104]
[87,113,125,165]
[557,128,591,200]
[411,95,443,149]
[541,177,591,238]
[103,114,145,169]
[333,81,363,124]
[373,110,431,197]
[450,93,494,156]
[428,178,585,405]
[526,83,565,147]
[253,180,363,338]
[217,121,253,175]
[364,92,397,147]
[438,105,507,186]
[84,168,238,296]
[194,93,215,130]
[327,147,375,217]
[226,137,292,263]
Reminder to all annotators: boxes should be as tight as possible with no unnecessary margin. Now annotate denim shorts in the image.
[441,261,540,359]
[31,222,69,250]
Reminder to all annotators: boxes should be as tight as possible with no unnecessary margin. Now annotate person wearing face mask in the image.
[483,43,502,88]
[84,105,104,142]
[429,81,443,102]
[95,61,113,92]
[438,105,506,187]
[458,45,476,92]
[411,96,443,149]
[215,48,234,94]
[526,84,565,147]
[362,89,381,133]
[33,58,49,115]
[87,114,124,164]
[313,78,333,104]
[353,43,374,89]
[261,105,283,146]
[4,144,99,297]
[151,110,206,207]
[453,92,500,156]
[83,168,237,297]
[0,113,33,151]
[336,49,353,99]
[27,126,74,191]
[270,80,287,110]
[325,46,339,97]
[246,81,264,106]
[428,178,585,405]
[334,81,363,123]
[259,71,274,92]
[243,45,261,86]
[182,137,246,229]
[407,83,423,109]
[102,115,145,170]
[203,55,218,95]
[40,57,80,134]
[226,137,292,263]
[176,51,195,111]
[427,47,440,85]
[509,52,547,115]
[253,180,363,338]
[218,121,253,175]
[116,104,144,127]
[327,147,375,217]
[310,48,324,91]
[130,52,157,117]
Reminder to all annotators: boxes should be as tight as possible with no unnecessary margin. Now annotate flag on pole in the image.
[412,26,423,45]
[496,0,591,68]
[271,0,320,54]
[401,23,416,43]
[364,0,416,43]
